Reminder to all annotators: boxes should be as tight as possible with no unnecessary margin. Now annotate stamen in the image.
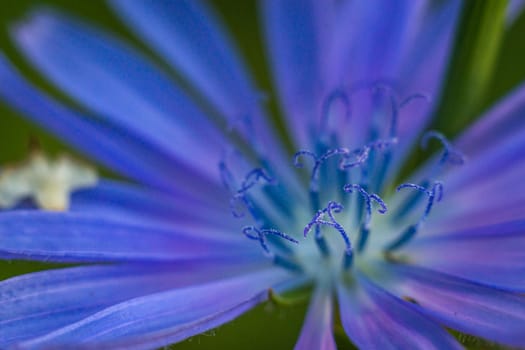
[386,181,444,251]
[319,88,351,137]
[294,148,351,191]
[227,167,275,219]
[304,201,354,267]
[293,148,351,249]
[219,160,235,192]
[421,130,466,166]
[370,89,428,192]
[339,138,397,170]
[343,184,387,252]
[238,168,275,194]
[394,131,462,221]
[242,226,301,271]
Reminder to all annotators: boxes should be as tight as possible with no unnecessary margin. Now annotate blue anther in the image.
[339,138,397,170]
[396,182,443,223]
[219,161,235,192]
[238,168,275,194]
[304,201,353,262]
[242,226,299,256]
[228,167,275,218]
[386,181,444,251]
[343,184,388,252]
[421,130,466,166]
[294,148,351,189]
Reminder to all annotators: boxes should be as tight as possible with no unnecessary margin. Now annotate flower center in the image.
[220,85,465,284]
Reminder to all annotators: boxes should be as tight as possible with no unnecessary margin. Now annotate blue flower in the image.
[1,1,525,349]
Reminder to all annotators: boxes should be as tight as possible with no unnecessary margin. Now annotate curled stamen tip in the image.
[242,226,259,240]
[327,201,343,213]
[421,130,446,149]
[400,93,430,108]
[433,182,444,202]
[293,150,316,168]
[396,183,424,192]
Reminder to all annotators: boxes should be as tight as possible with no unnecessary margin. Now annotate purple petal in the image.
[337,275,461,349]
[0,54,226,202]
[294,287,336,350]
[401,220,525,291]
[508,0,525,24]
[427,127,525,233]
[12,10,228,181]
[17,269,293,349]
[0,211,261,263]
[261,0,332,147]
[0,260,266,346]
[456,83,525,160]
[382,264,525,347]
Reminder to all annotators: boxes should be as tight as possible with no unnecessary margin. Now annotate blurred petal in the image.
[508,0,525,24]
[382,264,525,347]
[110,0,304,201]
[70,180,241,233]
[294,287,335,350]
[12,10,228,180]
[0,260,266,346]
[401,220,525,291]
[0,55,226,202]
[331,0,425,85]
[261,0,332,147]
[337,276,461,349]
[0,211,260,263]
[18,269,292,349]
[110,0,262,124]
[456,82,525,158]
[428,127,525,232]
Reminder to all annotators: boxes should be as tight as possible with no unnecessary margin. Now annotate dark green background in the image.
[0,1,524,349]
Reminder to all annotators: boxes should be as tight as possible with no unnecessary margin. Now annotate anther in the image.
[304,201,354,267]
[343,184,387,252]
[421,131,466,166]
[386,181,444,251]
[294,148,351,189]
[228,167,275,219]
[339,138,397,170]
[242,226,299,256]
[320,88,351,137]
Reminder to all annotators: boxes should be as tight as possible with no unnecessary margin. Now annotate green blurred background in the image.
[0,1,524,349]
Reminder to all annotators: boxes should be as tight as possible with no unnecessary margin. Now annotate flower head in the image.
[0,1,525,349]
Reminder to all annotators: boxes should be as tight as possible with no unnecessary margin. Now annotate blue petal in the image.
[0,211,261,263]
[402,220,525,292]
[0,55,227,202]
[110,0,303,199]
[294,287,336,350]
[110,0,260,124]
[337,275,461,349]
[71,180,241,233]
[16,269,293,349]
[382,264,525,347]
[261,0,332,147]
[0,260,266,346]
[12,10,228,180]
[331,0,425,85]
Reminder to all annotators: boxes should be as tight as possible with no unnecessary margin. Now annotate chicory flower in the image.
[0,1,525,349]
